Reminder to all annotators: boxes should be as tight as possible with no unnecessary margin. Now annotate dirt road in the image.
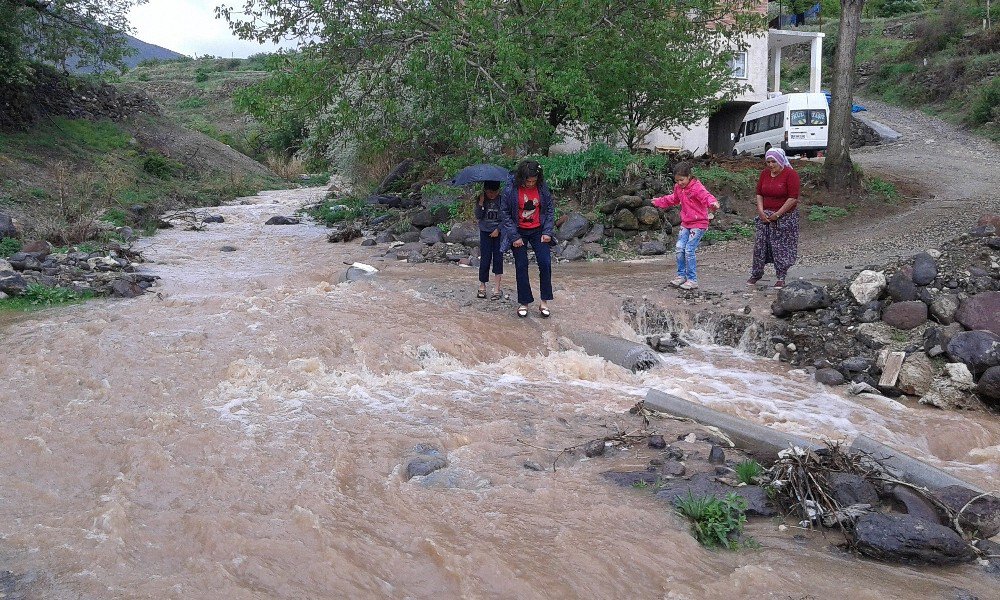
[696,97,1000,287]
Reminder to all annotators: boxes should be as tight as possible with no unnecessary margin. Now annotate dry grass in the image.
[18,162,110,244]
[265,152,306,180]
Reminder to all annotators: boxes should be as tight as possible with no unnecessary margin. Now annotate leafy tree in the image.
[0,0,146,83]
[219,0,764,169]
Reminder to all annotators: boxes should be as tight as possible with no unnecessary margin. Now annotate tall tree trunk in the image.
[824,0,864,190]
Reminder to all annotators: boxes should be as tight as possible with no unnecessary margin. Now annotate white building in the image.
[553,23,825,156]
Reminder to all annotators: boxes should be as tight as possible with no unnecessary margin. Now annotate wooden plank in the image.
[878,351,906,387]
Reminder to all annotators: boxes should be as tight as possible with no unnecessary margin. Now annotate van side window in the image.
[809,110,828,125]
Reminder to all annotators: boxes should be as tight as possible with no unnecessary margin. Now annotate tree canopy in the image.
[1,0,146,83]
[219,0,765,166]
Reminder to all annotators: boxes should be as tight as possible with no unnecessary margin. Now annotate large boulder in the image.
[410,209,436,228]
[882,301,928,330]
[887,270,919,302]
[946,330,1000,376]
[976,366,1000,402]
[612,208,639,230]
[932,486,1000,539]
[582,223,605,243]
[911,252,938,286]
[419,226,444,245]
[849,270,887,304]
[0,271,28,296]
[0,212,16,239]
[852,513,976,565]
[771,281,832,317]
[955,292,1000,335]
[929,293,960,325]
[920,363,980,410]
[445,221,479,245]
[616,195,645,209]
[635,206,661,228]
[828,472,879,507]
[815,368,845,386]
[558,212,590,240]
[897,353,936,396]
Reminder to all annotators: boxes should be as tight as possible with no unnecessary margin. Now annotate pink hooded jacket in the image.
[651,178,719,230]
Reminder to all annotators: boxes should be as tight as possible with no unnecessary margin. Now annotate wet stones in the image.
[882,301,927,330]
[647,435,667,449]
[708,445,726,464]
[558,212,590,240]
[852,513,976,565]
[264,215,300,225]
[897,353,935,396]
[932,486,1000,539]
[444,221,478,245]
[327,225,361,243]
[815,367,846,386]
[419,226,444,245]
[947,330,1000,376]
[911,252,938,286]
[828,472,879,507]
[583,439,606,458]
[654,472,776,517]
[976,366,1000,402]
[405,456,448,480]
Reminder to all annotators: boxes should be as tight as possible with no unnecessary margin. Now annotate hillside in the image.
[0,66,283,246]
[119,57,283,166]
[69,34,187,73]
[780,4,999,142]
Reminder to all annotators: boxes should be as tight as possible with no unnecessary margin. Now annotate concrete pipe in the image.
[644,389,823,462]
[570,332,661,372]
[850,435,985,494]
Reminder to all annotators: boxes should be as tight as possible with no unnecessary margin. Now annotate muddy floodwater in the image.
[1,187,998,599]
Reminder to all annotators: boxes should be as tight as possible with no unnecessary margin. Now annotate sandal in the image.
[773,279,785,289]
[491,290,502,301]
[477,288,487,299]
[539,306,551,318]
[517,306,528,318]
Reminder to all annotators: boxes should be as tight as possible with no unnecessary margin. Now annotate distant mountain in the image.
[68,34,186,73]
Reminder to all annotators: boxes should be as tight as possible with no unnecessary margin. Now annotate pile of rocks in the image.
[769,214,1000,409]
[0,240,156,300]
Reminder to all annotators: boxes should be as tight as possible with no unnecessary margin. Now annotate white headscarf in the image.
[764,148,791,169]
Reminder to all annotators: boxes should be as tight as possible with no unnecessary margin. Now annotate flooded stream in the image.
[1,186,998,599]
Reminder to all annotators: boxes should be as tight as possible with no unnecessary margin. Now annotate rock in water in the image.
[405,457,447,480]
[947,330,1000,376]
[815,367,845,386]
[976,366,1000,402]
[265,216,300,225]
[328,226,361,243]
[933,486,1000,539]
[853,513,975,565]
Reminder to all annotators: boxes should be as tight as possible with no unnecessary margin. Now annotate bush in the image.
[142,152,181,179]
[0,237,22,257]
[20,283,87,306]
[969,77,1000,126]
[867,0,925,17]
[194,70,209,83]
[675,492,749,549]
[908,8,965,57]
[533,144,669,190]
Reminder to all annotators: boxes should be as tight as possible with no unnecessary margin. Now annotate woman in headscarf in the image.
[748,148,800,288]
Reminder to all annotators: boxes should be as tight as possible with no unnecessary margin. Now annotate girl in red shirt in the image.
[499,160,555,318]
[749,148,801,288]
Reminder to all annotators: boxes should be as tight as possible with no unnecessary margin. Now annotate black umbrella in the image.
[448,163,510,186]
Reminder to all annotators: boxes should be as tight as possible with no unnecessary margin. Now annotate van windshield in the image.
[790,109,827,126]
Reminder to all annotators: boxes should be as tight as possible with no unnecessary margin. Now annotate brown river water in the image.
[1,186,998,599]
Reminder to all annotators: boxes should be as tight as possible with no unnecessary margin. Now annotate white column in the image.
[810,36,823,93]
[771,46,782,93]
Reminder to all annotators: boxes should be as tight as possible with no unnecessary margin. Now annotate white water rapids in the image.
[1,186,997,599]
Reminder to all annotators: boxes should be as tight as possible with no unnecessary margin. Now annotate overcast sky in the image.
[129,0,298,58]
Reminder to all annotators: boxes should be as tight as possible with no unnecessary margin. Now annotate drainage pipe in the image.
[644,389,823,462]
[850,435,985,494]
[570,332,661,372]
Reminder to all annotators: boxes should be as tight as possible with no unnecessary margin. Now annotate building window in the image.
[730,51,748,79]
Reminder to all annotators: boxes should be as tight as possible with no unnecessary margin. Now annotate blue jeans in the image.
[511,228,552,306]
[479,230,503,283]
[675,227,705,282]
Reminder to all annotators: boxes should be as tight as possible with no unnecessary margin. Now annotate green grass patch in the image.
[735,460,764,485]
[693,166,758,194]
[0,237,22,257]
[0,117,130,156]
[101,208,127,227]
[703,222,754,243]
[675,492,749,549]
[0,284,93,312]
[867,177,900,202]
[807,205,850,222]
[306,196,385,226]
[175,96,208,110]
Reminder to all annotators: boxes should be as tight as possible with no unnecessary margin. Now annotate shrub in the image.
[533,144,670,190]
[101,207,127,227]
[194,70,209,83]
[0,237,22,257]
[142,152,181,179]
[969,77,1000,126]
[675,492,749,549]
[20,283,86,306]
[908,8,965,57]
[867,177,899,202]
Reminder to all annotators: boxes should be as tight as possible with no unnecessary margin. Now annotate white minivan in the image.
[732,92,829,157]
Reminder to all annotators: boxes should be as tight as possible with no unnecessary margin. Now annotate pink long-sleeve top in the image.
[651,178,718,230]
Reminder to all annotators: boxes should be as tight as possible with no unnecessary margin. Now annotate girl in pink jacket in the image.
[651,162,720,290]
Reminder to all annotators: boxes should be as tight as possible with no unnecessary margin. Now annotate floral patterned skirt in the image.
[751,209,799,279]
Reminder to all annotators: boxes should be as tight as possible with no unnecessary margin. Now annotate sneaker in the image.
[746,277,760,286]
[679,280,699,290]
[773,279,785,288]
[669,276,686,287]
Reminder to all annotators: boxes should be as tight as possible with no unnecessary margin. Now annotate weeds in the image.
[307,196,384,226]
[0,237,22,257]
[694,166,758,193]
[265,152,306,180]
[807,206,850,222]
[532,144,669,190]
[867,177,899,202]
[735,459,764,485]
[0,284,93,312]
[675,492,749,549]
[703,223,753,243]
